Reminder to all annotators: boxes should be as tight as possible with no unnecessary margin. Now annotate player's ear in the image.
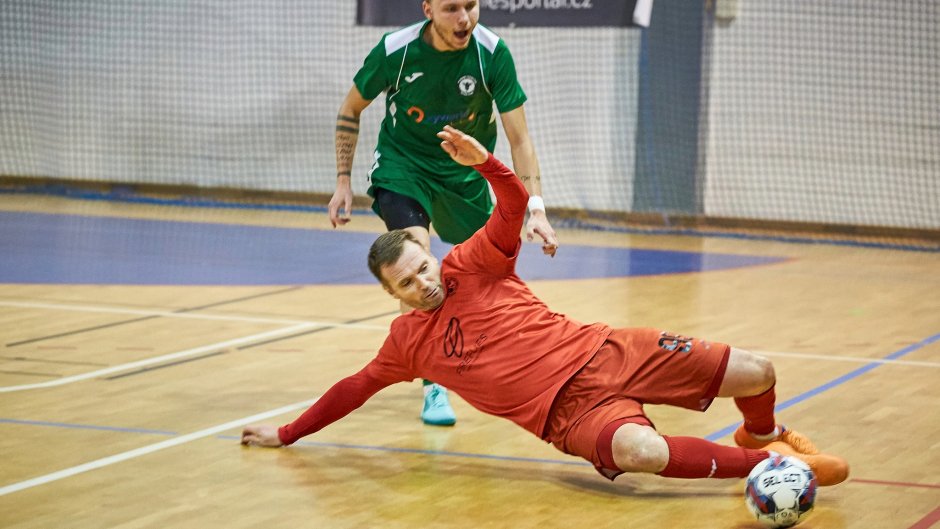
[422,0,433,20]
[380,279,397,298]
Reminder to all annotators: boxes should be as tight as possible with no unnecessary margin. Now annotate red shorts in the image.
[543,327,730,470]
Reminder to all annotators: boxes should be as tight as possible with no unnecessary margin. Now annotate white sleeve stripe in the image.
[384,21,424,55]
[473,24,500,53]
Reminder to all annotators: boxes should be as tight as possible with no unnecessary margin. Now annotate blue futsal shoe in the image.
[422,383,457,426]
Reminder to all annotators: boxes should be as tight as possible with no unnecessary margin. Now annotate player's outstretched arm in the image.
[437,125,488,166]
[240,364,392,448]
[241,424,283,447]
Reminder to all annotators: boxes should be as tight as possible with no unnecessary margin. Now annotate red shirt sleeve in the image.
[277,365,391,445]
[472,153,527,257]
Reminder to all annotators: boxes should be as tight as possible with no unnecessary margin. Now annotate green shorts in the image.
[367,158,494,245]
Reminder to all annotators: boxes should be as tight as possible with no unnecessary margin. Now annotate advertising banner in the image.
[356,0,652,28]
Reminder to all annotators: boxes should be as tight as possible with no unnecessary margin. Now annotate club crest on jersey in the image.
[445,276,459,295]
[458,75,477,96]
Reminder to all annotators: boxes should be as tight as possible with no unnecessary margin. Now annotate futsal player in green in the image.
[328,0,559,426]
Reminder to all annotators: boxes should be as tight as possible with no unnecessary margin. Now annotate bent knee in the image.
[742,350,775,386]
[610,423,669,473]
[720,348,776,396]
[751,351,776,388]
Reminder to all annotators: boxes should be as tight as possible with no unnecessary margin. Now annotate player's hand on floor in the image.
[526,211,558,257]
[241,424,284,447]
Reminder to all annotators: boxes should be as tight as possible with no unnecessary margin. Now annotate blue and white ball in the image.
[745,455,817,528]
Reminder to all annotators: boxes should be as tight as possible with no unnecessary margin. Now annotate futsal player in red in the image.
[242,126,849,486]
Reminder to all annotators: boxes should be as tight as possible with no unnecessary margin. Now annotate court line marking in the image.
[755,350,940,368]
[4,333,938,495]
[0,417,176,436]
[0,300,388,329]
[0,323,318,392]
[0,398,318,497]
[908,506,940,529]
[226,437,940,490]
[4,301,935,368]
[706,332,940,441]
[3,417,937,492]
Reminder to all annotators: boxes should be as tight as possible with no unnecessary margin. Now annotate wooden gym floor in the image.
[0,193,938,529]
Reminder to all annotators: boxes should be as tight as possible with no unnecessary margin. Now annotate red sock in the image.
[658,436,768,479]
[734,384,777,436]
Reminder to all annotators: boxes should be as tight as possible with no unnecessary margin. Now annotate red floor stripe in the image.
[851,478,940,490]
[908,506,940,529]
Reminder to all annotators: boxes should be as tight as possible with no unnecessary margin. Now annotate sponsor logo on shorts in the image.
[658,331,693,353]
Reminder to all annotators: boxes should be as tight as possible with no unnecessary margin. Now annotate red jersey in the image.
[279,155,611,445]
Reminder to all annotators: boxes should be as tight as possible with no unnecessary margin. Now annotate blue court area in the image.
[0,211,785,285]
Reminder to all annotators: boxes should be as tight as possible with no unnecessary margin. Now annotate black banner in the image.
[356,0,650,28]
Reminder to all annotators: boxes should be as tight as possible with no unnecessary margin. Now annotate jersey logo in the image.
[443,317,464,358]
[404,72,424,83]
[458,75,477,96]
[406,106,425,123]
[445,276,459,295]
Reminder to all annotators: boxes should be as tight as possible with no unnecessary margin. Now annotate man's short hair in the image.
[368,229,421,286]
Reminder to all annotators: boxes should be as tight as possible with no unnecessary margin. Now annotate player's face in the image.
[423,0,479,51]
[381,240,445,311]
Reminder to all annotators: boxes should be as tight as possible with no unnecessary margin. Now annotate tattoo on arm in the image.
[337,114,360,125]
[336,115,360,176]
[518,175,540,184]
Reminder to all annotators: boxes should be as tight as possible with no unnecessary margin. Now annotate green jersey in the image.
[354,20,527,177]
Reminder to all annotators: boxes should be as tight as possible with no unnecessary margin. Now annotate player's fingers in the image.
[240,428,255,445]
[536,225,558,245]
[531,225,550,243]
[328,202,339,228]
[533,227,558,257]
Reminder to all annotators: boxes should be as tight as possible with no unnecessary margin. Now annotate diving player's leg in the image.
[720,348,819,455]
[547,331,847,485]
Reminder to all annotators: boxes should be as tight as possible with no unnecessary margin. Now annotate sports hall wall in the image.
[0,1,936,232]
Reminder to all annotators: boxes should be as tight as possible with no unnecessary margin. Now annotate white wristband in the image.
[527,195,545,213]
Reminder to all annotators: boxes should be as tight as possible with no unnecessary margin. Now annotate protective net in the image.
[1,0,937,239]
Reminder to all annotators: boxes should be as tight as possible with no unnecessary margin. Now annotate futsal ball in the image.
[744,455,817,528]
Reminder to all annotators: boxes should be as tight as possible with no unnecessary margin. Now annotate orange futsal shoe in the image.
[735,424,820,455]
[762,441,849,486]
